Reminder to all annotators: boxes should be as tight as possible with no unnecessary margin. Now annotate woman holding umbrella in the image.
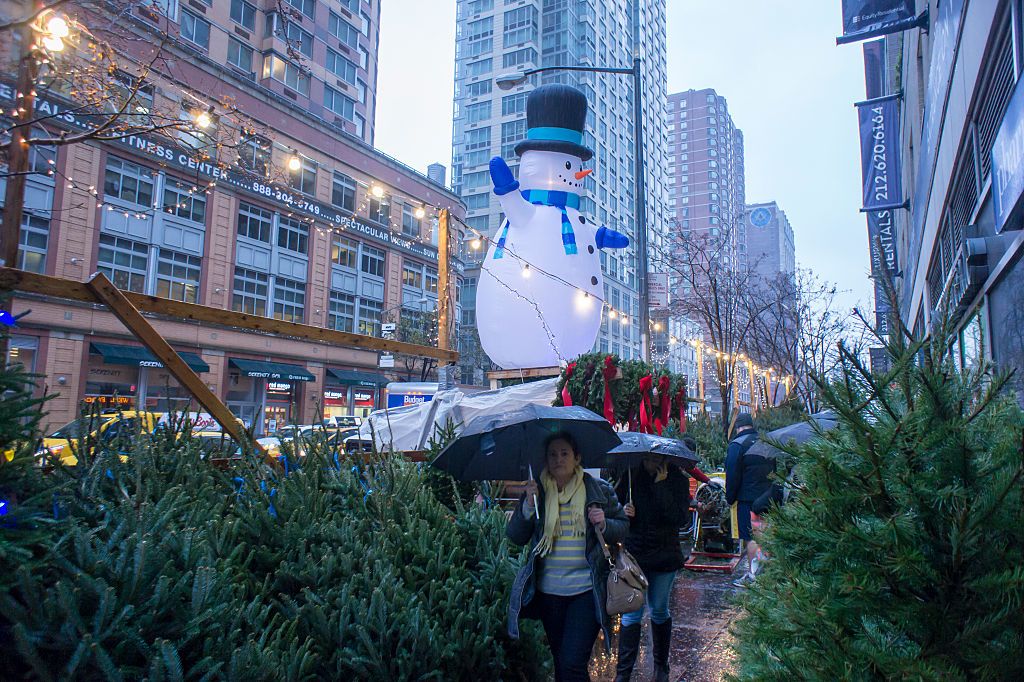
[506,431,629,682]
[611,438,695,682]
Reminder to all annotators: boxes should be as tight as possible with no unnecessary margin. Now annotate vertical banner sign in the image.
[992,77,1024,233]
[867,209,899,278]
[648,272,670,310]
[862,39,887,99]
[874,277,893,336]
[857,94,904,212]
[838,0,918,44]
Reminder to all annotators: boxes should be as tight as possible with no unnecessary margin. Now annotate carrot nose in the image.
[575,169,593,180]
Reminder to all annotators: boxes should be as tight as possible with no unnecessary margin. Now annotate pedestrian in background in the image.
[612,453,691,682]
[506,432,629,682]
[724,413,774,586]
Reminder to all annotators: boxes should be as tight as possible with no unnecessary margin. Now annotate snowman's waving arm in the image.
[595,226,630,250]
[490,156,535,228]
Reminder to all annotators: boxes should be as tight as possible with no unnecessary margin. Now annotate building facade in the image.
[2,0,464,434]
[885,0,1023,396]
[743,201,796,280]
[451,0,671,380]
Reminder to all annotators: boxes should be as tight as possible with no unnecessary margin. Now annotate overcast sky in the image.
[374,1,873,312]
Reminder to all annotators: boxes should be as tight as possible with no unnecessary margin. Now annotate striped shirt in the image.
[537,501,591,596]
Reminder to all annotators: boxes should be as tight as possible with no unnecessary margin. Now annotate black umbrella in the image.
[747,411,839,459]
[430,404,621,484]
[604,432,700,503]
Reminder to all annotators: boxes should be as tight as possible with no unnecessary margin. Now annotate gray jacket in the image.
[505,473,629,648]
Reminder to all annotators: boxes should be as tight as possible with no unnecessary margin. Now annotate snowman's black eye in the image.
[565,162,572,170]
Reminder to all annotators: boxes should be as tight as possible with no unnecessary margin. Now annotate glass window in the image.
[426,268,438,294]
[503,6,537,46]
[237,202,273,242]
[286,0,314,19]
[273,276,306,322]
[357,298,382,336]
[263,55,310,96]
[465,193,489,210]
[232,266,268,316]
[466,0,492,12]
[501,119,526,158]
[163,178,206,224]
[466,126,490,151]
[104,157,154,206]
[502,47,536,69]
[331,235,358,268]
[288,155,317,195]
[328,12,360,49]
[273,16,313,57]
[18,214,48,273]
[155,249,201,302]
[97,234,148,293]
[277,216,309,254]
[179,11,210,48]
[239,134,270,176]
[465,101,491,124]
[227,38,253,72]
[401,205,421,237]
[460,170,489,189]
[368,196,390,226]
[230,0,256,30]
[402,264,423,288]
[328,290,355,331]
[326,49,358,85]
[465,58,492,77]
[361,245,385,277]
[501,92,527,116]
[465,80,492,97]
[332,172,356,211]
[324,86,357,121]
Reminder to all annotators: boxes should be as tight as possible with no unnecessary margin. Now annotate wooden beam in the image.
[85,272,272,464]
[437,208,451,351]
[485,366,562,390]
[1,268,459,362]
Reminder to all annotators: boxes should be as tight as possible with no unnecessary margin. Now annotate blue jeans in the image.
[620,570,676,627]
[536,590,601,682]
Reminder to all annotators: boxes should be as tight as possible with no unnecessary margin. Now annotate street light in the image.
[495,58,651,361]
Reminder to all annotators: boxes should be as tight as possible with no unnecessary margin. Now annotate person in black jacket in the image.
[612,453,691,682]
[724,413,775,586]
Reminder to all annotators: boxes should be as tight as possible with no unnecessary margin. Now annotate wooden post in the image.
[437,208,451,351]
[1,19,38,271]
[747,360,757,416]
[696,343,705,411]
[85,272,271,463]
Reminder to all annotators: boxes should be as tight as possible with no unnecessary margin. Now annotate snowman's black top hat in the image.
[514,84,594,161]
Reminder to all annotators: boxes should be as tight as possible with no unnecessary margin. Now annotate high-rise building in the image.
[451,0,671,381]
[1,0,464,433]
[743,202,796,281]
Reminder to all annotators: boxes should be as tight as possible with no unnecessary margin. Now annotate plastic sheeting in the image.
[359,378,560,453]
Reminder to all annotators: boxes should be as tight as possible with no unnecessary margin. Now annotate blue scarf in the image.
[494,190,581,259]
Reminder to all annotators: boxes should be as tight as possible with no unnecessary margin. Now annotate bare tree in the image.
[394,307,439,382]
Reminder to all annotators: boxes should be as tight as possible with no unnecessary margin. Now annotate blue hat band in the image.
[526,127,584,146]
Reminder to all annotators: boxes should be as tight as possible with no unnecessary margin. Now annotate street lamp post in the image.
[496,57,650,361]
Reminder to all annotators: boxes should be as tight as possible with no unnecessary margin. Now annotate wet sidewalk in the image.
[590,568,740,681]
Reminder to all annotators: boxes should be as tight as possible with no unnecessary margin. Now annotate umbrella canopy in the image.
[604,432,700,469]
[747,411,839,459]
[430,404,621,481]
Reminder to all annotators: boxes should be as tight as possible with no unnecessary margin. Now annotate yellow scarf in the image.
[534,465,587,557]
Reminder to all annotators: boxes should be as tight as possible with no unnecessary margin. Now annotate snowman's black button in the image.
[591,276,598,285]
[578,216,586,224]
[587,245,594,254]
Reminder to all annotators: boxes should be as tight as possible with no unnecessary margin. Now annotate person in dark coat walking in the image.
[724,413,775,585]
[506,432,629,682]
[611,454,691,682]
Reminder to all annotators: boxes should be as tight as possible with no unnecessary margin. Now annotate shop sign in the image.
[648,272,669,310]
[856,94,904,212]
[379,353,395,368]
[323,390,346,401]
[0,83,447,263]
[838,0,918,44]
[84,395,132,406]
[243,371,310,381]
[993,78,1024,233]
[267,382,292,393]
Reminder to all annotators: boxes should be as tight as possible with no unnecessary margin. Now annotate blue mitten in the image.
[490,156,520,196]
[595,226,630,249]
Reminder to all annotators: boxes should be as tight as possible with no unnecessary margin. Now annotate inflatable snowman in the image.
[475,85,629,369]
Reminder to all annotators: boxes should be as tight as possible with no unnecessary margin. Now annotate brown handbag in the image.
[594,523,649,615]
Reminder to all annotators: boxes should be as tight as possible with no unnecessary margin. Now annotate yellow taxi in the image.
[40,411,164,466]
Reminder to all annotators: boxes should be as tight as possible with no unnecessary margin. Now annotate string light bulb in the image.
[41,35,64,52]
[371,185,385,198]
[195,108,213,129]
[45,15,70,39]
[288,153,301,172]
[521,264,531,278]
[470,237,482,250]
[414,207,425,219]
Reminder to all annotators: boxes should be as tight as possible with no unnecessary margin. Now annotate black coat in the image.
[724,430,776,504]
[614,466,691,574]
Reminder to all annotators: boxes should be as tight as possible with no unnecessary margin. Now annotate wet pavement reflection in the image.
[590,569,740,682]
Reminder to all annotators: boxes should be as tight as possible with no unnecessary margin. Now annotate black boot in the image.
[614,623,642,682]
[651,619,672,682]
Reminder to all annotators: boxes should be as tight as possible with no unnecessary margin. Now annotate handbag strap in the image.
[592,521,615,569]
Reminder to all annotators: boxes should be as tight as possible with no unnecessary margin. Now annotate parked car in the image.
[39,411,164,465]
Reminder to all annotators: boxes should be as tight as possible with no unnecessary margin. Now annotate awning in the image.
[90,342,210,373]
[229,358,315,382]
[327,368,389,387]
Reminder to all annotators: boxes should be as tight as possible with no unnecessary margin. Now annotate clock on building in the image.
[749,207,772,227]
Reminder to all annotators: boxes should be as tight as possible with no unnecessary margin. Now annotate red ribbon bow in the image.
[601,356,617,425]
[561,362,576,407]
[655,375,671,435]
[638,374,653,434]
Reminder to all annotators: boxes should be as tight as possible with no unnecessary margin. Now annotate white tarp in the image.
[359,378,560,453]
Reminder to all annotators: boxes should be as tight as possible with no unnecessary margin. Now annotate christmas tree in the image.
[730,323,1024,680]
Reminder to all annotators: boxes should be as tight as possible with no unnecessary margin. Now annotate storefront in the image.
[226,358,315,435]
[324,368,389,419]
[87,342,209,411]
